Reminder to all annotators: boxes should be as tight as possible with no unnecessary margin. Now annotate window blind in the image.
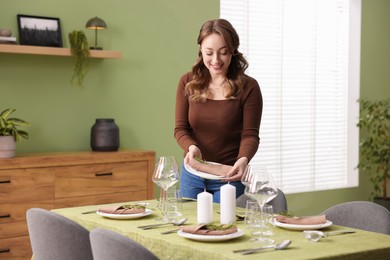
[221,0,360,193]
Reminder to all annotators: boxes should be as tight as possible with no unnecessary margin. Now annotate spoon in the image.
[138,218,188,230]
[233,240,292,255]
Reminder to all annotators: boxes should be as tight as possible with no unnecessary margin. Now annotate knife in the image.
[161,228,180,234]
[322,230,356,237]
[81,210,96,214]
[234,240,292,255]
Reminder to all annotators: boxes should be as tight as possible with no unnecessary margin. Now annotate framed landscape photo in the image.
[17,14,62,47]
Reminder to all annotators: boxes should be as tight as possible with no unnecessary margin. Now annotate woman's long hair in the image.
[185,19,249,102]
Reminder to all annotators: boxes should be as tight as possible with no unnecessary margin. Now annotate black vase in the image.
[90,118,120,151]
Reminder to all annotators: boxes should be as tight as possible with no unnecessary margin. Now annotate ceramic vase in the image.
[90,118,120,151]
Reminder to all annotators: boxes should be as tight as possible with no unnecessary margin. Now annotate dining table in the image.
[53,200,390,260]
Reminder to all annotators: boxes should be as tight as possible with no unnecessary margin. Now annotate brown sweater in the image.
[174,72,263,165]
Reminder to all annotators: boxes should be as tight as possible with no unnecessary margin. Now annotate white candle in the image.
[220,183,236,224]
[197,190,213,224]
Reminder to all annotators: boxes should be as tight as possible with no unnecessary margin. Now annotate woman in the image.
[174,19,263,203]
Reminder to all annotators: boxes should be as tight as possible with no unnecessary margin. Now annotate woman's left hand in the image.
[224,157,248,182]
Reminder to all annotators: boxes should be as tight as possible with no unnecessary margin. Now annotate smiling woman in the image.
[174,19,263,203]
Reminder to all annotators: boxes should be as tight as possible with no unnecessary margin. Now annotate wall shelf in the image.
[0,44,122,59]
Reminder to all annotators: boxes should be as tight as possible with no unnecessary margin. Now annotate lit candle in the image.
[197,190,213,224]
[220,183,236,224]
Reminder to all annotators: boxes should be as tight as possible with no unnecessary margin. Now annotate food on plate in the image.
[187,157,232,176]
[275,214,327,225]
[181,223,237,235]
[98,204,146,215]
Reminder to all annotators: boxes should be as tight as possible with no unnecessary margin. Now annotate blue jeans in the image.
[179,163,245,203]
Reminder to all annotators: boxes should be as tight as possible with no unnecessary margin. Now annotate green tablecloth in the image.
[53,200,390,260]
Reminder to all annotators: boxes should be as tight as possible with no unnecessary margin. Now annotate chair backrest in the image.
[90,228,159,260]
[321,201,390,235]
[26,208,94,260]
[236,188,288,214]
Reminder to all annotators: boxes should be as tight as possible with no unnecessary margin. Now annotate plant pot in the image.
[373,197,390,211]
[0,136,16,158]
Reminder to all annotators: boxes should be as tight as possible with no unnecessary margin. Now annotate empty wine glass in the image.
[245,165,278,207]
[242,165,258,201]
[241,164,253,187]
[152,156,180,222]
[244,165,278,244]
[245,202,274,244]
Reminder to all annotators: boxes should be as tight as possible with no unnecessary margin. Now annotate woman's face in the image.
[200,33,232,77]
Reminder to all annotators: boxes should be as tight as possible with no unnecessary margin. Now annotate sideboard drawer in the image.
[0,200,53,224]
[0,220,28,238]
[0,235,32,260]
[0,170,54,204]
[55,161,149,198]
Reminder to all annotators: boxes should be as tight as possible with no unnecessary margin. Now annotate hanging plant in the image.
[68,30,90,86]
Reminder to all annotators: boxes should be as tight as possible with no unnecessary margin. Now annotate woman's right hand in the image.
[185,145,202,164]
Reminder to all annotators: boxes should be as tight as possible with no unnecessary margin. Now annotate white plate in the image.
[96,209,153,220]
[274,219,332,230]
[184,162,227,180]
[178,229,244,242]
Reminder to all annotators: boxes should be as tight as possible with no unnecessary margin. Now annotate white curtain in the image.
[221,0,360,193]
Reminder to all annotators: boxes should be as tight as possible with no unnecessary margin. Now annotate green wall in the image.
[1,0,389,215]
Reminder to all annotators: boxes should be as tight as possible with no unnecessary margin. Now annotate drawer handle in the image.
[0,214,11,218]
[0,180,11,184]
[95,172,113,177]
[0,248,10,253]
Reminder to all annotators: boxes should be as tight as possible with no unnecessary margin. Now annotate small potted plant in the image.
[357,98,390,210]
[0,108,30,158]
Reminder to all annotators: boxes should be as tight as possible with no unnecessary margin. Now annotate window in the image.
[221,0,361,193]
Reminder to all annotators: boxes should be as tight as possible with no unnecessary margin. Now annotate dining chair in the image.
[26,208,94,260]
[90,228,159,260]
[321,201,390,235]
[236,188,288,214]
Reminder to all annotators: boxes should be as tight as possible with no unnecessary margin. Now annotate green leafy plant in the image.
[357,98,390,200]
[68,30,90,86]
[0,108,30,142]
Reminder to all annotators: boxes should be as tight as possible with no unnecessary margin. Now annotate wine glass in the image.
[152,156,180,222]
[241,164,253,187]
[244,165,278,244]
[242,165,259,201]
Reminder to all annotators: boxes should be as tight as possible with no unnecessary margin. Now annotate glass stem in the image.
[161,188,168,219]
[158,188,164,209]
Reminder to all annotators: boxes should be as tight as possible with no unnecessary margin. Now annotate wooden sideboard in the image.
[0,150,155,259]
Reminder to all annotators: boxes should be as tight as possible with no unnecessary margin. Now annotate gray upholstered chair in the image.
[90,228,159,260]
[236,188,288,214]
[26,208,93,260]
[321,201,390,235]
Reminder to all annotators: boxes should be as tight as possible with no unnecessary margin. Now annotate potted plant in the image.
[69,30,90,86]
[0,108,30,158]
[357,98,390,210]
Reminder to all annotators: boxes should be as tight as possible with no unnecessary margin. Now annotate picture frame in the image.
[17,14,62,47]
